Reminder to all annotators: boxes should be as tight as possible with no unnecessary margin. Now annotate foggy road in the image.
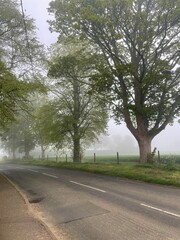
[0,164,180,240]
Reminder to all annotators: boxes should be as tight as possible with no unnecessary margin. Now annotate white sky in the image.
[23,0,58,45]
[22,0,180,154]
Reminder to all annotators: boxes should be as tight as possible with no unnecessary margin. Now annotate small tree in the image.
[1,123,20,159]
[33,105,52,159]
[17,116,36,159]
[2,115,36,160]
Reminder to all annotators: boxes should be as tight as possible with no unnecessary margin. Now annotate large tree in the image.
[47,47,108,162]
[49,0,180,163]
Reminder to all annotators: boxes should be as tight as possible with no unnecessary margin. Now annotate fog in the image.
[20,0,180,156]
[86,120,180,155]
[23,0,58,46]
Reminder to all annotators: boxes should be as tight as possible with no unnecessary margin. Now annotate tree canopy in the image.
[2,114,36,159]
[47,45,108,162]
[0,0,44,78]
[0,0,46,131]
[49,0,180,163]
[0,61,43,130]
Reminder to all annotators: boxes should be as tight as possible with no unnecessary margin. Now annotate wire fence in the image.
[36,153,180,165]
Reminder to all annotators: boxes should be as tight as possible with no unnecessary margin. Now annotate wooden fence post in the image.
[117,152,120,164]
[158,151,161,165]
[66,154,68,163]
[94,153,96,163]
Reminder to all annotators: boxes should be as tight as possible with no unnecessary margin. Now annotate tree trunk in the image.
[25,150,30,160]
[40,145,45,160]
[73,137,81,163]
[137,136,152,164]
[12,150,16,160]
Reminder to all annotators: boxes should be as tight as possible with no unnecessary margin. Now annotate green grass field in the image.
[42,155,139,164]
[7,155,180,187]
[38,154,180,165]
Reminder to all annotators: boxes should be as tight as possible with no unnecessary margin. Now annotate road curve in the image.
[0,164,180,240]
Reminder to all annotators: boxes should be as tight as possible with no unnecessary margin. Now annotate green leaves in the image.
[48,0,180,162]
[2,115,36,159]
[0,0,45,79]
[0,61,46,130]
[48,0,180,129]
[46,45,108,159]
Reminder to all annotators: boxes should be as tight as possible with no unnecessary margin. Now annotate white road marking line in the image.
[42,173,58,179]
[141,203,180,218]
[27,169,39,173]
[70,181,106,193]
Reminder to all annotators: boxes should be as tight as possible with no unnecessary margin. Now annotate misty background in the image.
[2,0,178,157]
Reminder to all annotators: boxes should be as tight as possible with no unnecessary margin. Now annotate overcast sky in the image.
[23,0,58,45]
[22,0,180,154]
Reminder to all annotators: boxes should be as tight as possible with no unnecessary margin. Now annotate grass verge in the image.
[4,160,180,187]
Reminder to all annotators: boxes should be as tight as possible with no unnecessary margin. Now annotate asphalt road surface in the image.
[0,164,180,240]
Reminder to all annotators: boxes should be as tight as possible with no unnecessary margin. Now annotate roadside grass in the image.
[8,158,180,187]
[32,154,180,164]
[31,155,139,164]
[83,155,139,163]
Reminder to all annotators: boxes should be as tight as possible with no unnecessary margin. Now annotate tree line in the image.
[0,0,180,163]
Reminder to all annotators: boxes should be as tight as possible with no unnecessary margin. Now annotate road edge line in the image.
[1,173,58,240]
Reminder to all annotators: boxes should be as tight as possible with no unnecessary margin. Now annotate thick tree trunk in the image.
[137,136,152,164]
[24,148,30,159]
[12,150,16,160]
[73,137,81,163]
[25,152,30,159]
